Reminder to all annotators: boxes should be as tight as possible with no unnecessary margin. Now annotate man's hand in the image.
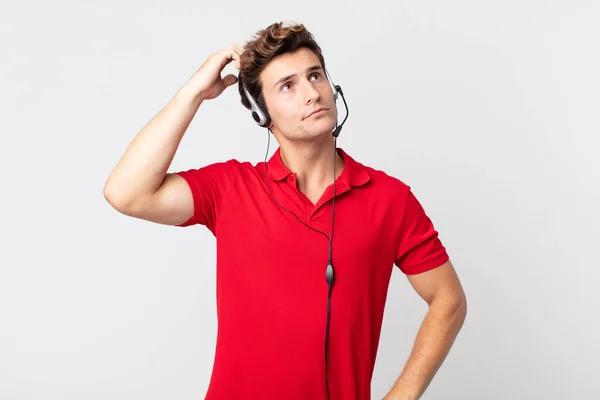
[184,44,243,101]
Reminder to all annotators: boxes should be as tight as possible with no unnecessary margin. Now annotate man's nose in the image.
[300,79,320,104]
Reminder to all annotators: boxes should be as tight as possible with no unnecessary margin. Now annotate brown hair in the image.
[238,22,326,112]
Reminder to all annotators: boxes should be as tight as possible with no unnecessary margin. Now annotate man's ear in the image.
[266,109,275,129]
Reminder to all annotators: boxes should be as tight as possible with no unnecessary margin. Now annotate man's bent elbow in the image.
[103,183,136,215]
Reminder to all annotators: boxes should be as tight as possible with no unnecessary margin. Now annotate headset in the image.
[240,68,349,400]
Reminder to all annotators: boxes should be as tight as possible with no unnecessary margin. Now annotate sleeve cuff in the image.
[399,253,450,275]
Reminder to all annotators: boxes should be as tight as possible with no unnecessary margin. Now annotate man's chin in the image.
[301,120,336,137]
[295,128,335,142]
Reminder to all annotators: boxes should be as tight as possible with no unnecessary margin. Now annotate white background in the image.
[1,1,598,399]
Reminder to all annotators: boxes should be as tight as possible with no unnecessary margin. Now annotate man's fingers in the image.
[214,49,238,70]
[222,46,242,69]
[234,44,244,54]
[222,73,238,88]
[232,45,243,69]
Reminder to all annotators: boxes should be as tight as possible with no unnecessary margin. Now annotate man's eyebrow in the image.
[272,65,323,89]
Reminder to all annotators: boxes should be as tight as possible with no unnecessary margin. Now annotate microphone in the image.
[332,85,348,138]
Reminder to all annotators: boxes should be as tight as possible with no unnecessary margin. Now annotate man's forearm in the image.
[386,294,467,400]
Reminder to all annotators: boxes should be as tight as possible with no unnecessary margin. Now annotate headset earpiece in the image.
[242,85,271,127]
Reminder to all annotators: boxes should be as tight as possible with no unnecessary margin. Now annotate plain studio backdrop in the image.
[1,1,598,399]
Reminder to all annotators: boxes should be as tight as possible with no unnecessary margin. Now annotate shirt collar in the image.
[266,147,371,187]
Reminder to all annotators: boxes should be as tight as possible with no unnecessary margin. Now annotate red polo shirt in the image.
[175,147,449,400]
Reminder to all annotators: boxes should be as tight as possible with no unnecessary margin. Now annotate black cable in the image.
[262,129,338,400]
[325,134,337,400]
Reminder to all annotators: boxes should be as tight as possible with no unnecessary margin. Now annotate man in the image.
[104,22,467,400]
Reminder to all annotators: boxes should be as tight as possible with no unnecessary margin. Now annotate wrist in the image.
[386,386,419,400]
[386,393,418,400]
[176,82,205,105]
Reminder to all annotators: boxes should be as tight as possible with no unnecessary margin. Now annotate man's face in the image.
[259,48,338,141]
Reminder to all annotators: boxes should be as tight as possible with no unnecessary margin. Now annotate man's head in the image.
[238,22,338,143]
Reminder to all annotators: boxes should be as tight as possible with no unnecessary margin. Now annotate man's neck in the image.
[278,136,345,191]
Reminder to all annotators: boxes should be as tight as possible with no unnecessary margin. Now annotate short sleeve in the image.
[174,159,237,234]
[395,189,449,275]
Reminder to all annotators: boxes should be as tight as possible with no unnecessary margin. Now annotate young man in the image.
[104,22,467,400]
